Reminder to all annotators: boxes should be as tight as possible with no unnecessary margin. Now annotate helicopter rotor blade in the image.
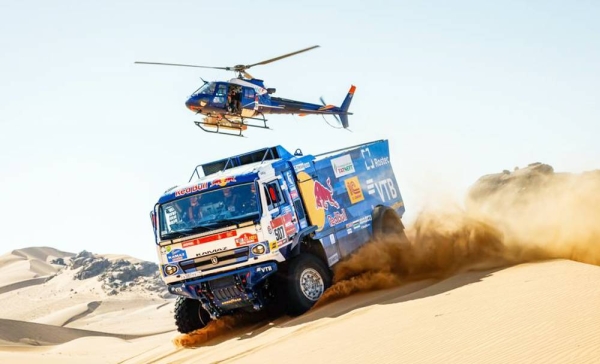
[134,61,230,71]
[135,45,320,78]
[244,45,320,70]
[319,96,341,124]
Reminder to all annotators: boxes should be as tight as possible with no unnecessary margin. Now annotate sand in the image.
[1,247,600,364]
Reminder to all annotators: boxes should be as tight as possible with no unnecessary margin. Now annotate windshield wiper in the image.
[209,218,246,227]
[162,225,211,240]
[161,231,192,240]
[188,225,211,234]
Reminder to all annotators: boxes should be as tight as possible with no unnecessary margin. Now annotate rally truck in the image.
[150,139,406,333]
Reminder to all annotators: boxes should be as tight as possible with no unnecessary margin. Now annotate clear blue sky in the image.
[1,1,598,262]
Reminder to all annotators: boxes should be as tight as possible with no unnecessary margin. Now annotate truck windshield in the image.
[158,182,260,239]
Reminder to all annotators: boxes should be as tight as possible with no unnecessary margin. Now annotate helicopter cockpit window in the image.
[216,84,228,96]
[193,82,216,96]
[243,88,255,99]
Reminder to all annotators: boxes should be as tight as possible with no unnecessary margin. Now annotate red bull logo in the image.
[314,177,339,210]
[175,183,209,197]
[211,176,236,187]
[327,209,348,226]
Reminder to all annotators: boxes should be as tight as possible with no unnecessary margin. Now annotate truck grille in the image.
[179,246,249,273]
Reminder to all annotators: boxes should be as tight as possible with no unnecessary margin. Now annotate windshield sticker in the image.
[235,233,259,247]
[175,183,209,197]
[166,248,187,263]
[182,230,237,248]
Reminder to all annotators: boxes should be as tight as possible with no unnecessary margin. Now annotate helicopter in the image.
[135,45,355,136]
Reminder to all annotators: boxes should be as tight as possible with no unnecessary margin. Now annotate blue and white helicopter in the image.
[135,45,355,136]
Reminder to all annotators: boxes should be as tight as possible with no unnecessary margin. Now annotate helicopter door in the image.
[212,84,228,109]
[241,88,255,110]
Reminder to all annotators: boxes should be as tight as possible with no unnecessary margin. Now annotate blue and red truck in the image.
[150,139,406,333]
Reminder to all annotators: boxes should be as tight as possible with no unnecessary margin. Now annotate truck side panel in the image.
[294,140,404,261]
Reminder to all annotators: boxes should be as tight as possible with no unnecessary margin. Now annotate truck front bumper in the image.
[167,261,278,318]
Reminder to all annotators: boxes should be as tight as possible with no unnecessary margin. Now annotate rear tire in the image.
[372,207,408,242]
[285,253,332,316]
[174,296,211,334]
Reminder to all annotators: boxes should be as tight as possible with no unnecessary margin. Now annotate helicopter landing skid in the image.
[194,120,246,137]
[224,113,269,130]
[194,113,269,137]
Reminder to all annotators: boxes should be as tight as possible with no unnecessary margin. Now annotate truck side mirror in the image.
[150,211,157,230]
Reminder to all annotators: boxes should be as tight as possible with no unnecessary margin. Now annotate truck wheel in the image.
[285,253,332,316]
[174,296,211,334]
[372,207,408,242]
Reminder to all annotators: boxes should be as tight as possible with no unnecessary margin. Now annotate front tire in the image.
[285,253,332,316]
[174,296,211,334]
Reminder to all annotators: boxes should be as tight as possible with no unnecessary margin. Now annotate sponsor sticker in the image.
[182,231,237,248]
[175,183,209,197]
[271,213,296,238]
[327,209,348,226]
[331,154,355,178]
[294,162,310,172]
[235,233,259,247]
[314,177,339,210]
[166,248,187,263]
[345,176,364,204]
[211,176,236,187]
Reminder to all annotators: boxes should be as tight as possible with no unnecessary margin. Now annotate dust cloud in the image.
[317,167,600,307]
[173,311,269,348]
[174,166,600,346]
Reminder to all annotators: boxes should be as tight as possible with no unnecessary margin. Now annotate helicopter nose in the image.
[185,97,200,112]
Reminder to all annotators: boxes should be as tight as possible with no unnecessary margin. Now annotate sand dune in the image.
[0,318,143,345]
[2,252,600,363]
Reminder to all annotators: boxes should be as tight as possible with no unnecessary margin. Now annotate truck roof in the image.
[157,159,280,204]
[157,140,389,205]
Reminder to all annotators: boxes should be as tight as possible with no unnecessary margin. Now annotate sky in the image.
[1,0,598,262]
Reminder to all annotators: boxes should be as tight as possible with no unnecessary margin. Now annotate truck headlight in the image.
[251,243,266,255]
[164,265,178,275]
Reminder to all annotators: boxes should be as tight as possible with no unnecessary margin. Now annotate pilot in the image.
[187,195,202,221]
[227,86,242,114]
[227,89,235,113]
[222,188,238,212]
[241,184,258,213]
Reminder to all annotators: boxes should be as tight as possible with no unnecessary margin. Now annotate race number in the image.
[274,225,286,245]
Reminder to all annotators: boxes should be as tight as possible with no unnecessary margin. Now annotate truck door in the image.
[262,175,303,248]
[282,170,308,230]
